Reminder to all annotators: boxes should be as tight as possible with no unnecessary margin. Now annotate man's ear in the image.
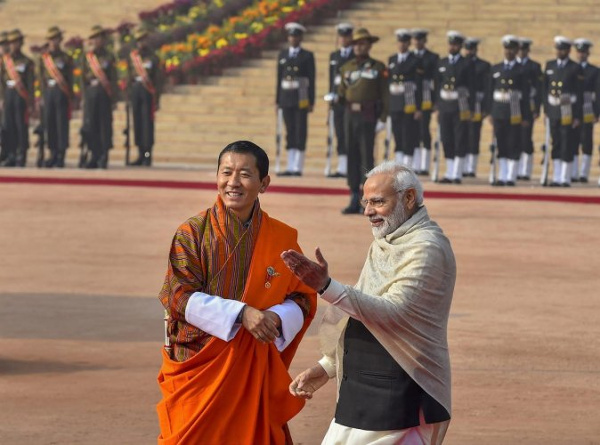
[405,188,417,210]
[260,175,271,193]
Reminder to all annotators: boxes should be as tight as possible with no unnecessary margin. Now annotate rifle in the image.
[275,108,283,174]
[78,126,89,168]
[123,99,131,165]
[324,106,334,176]
[540,117,551,186]
[431,125,441,182]
[383,116,392,161]
[489,137,497,185]
[34,104,45,168]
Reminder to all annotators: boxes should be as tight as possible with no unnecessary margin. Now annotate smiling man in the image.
[157,140,316,444]
[281,162,456,445]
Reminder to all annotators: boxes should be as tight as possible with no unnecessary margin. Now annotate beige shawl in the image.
[319,206,456,414]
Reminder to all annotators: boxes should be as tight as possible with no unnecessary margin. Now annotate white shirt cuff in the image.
[185,292,246,342]
[319,278,347,304]
[268,299,304,351]
[318,356,337,379]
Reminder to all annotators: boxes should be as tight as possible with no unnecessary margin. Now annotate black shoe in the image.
[277,170,294,177]
[519,176,530,181]
[453,178,462,184]
[549,182,560,187]
[292,171,302,177]
[492,180,506,186]
[341,204,364,215]
[85,160,99,169]
[506,181,516,186]
[571,177,579,183]
[579,177,589,183]
[44,158,57,168]
[464,172,475,178]
[327,172,346,178]
[561,183,571,187]
[439,177,453,184]
[418,170,429,176]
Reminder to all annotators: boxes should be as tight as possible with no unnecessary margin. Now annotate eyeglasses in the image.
[360,191,403,208]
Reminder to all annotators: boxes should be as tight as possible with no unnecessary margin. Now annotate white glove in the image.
[375,120,386,133]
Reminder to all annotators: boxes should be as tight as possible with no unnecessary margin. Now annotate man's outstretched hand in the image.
[281,248,329,292]
[289,364,330,399]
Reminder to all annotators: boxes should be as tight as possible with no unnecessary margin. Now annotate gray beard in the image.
[371,203,407,239]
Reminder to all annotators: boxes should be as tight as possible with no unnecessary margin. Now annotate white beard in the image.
[371,203,408,239]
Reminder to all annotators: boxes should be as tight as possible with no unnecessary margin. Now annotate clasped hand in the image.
[241,306,281,344]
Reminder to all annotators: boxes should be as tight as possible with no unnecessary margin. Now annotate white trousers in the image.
[322,414,449,445]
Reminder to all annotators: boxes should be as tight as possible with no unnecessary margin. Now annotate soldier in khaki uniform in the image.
[0,29,35,167]
[39,26,73,168]
[81,25,117,169]
[128,28,162,166]
[337,28,388,214]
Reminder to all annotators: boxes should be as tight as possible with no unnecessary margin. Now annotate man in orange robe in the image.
[157,140,316,445]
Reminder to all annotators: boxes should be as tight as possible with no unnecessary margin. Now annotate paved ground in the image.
[1,166,599,444]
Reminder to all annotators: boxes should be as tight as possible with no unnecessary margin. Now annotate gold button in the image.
[294,67,298,71]
[451,77,455,81]
[501,79,506,84]
[558,81,563,87]
[400,75,404,80]
[551,89,556,94]
[393,74,397,80]
[551,81,556,86]
[508,79,513,85]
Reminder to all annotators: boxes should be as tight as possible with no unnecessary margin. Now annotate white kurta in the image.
[319,206,456,419]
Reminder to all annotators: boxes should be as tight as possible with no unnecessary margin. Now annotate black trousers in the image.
[332,103,346,156]
[438,110,468,159]
[493,119,521,160]
[131,82,155,156]
[573,122,594,156]
[418,110,433,149]
[549,118,577,162]
[83,85,113,166]
[521,119,535,155]
[44,86,70,158]
[2,88,29,164]
[467,120,483,155]
[390,111,419,156]
[345,109,376,193]
[282,107,308,151]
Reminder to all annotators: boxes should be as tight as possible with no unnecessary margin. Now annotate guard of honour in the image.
[274,23,600,212]
[0,25,161,169]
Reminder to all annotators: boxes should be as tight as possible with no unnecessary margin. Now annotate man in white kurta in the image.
[281,162,456,445]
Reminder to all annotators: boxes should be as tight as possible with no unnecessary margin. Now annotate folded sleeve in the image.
[268,299,304,351]
[185,291,246,342]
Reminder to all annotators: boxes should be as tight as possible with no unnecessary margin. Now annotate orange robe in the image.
[157,209,316,445]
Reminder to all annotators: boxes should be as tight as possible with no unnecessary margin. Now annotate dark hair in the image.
[217,140,269,180]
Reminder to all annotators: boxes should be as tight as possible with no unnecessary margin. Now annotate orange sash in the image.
[157,212,316,445]
[42,53,71,97]
[86,51,113,97]
[130,49,156,95]
[3,55,28,100]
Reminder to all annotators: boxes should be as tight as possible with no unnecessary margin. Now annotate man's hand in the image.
[289,364,330,399]
[414,110,423,121]
[375,120,386,133]
[241,306,281,344]
[281,247,329,292]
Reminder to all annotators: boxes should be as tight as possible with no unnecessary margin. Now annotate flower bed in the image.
[159,0,353,84]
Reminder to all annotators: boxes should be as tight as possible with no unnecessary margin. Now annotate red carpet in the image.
[1,175,600,204]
